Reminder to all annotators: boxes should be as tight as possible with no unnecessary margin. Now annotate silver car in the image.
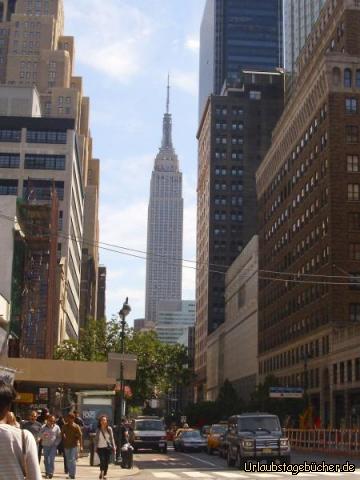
[174,430,207,452]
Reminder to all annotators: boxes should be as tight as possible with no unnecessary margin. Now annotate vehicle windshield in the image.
[238,416,280,433]
[211,425,226,434]
[182,431,201,439]
[135,420,164,431]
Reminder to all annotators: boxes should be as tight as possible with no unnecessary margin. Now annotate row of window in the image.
[260,336,330,375]
[215,151,243,161]
[0,129,68,144]
[0,179,65,199]
[214,167,243,177]
[261,307,330,351]
[333,358,360,385]
[264,104,327,201]
[215,106,244,116]
[24,154,65,170]
[214,181,243,192]
[214,195,243,206]
[214,211,243,222]
[215,122,244,131]
[215,136,244,145]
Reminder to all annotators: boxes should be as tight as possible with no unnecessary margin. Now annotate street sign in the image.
[269,386,304,398]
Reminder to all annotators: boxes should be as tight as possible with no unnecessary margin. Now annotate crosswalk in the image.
[151,471,360,479]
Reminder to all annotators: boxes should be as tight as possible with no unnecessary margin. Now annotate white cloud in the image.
[185,36,200,53]
[172,71,198,96]
[64,0,156,81]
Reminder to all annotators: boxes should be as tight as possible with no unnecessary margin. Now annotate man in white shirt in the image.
[0,381,42,480]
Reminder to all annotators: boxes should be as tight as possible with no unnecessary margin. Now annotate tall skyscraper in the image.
[283,0,325,73]
[0,0,101,355]
[145,81,183,324]
[195,72,284,399]
[199,0,283,118]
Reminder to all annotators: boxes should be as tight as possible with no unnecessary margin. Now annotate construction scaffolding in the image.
[11,187,59,359]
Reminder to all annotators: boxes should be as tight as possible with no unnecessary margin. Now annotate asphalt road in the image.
[133,447,360,480]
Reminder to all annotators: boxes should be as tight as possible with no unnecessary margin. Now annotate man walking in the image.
[62,412,83,479]
[0,381,42,479]
[22,410,42,460]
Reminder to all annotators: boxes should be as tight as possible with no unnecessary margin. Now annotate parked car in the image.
[131,416,167,453]
[226,413,291,469]
[207,424,227,454]
[174,429,207,452]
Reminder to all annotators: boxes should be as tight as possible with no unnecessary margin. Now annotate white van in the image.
[131,416,167,453]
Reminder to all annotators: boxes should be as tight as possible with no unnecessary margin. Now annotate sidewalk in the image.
[42,455,140,479]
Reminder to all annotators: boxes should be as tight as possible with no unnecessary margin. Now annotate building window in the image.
[26,130,67,144]
[0,153,20,168]
[348,183,360,200]
[23,179,64,201]
[346,126,359,143]
[346,98,358,113]
[0,129,21,142]
[249,91,261,100]
[350,273,360,290]
[350,303,360,321]
[356,70,360,88]
[347,155,359,172]
[349,212,360,230]
[0,179,18,195]
[24,154,66,170]
[349,243,360,260]
[344,68,352,88]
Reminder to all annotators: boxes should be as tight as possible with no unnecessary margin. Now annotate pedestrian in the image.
[22,410,42,462]
[40,415,61,479]
[95,415,116,480]
[115,418,128,463]
[73,410,84,429]
[56,415,68,474]
[62,412,83,479]
[0,381,42,480]
[6,411,20,427]
[36,408,49,463]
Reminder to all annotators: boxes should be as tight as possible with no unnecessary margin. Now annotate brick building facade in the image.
[257,0,360,427]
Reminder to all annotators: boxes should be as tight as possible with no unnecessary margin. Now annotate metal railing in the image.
[285,429,360,454]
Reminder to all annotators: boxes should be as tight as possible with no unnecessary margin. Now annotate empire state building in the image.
[145,81,183,324]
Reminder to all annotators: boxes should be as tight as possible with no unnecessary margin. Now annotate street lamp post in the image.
[118,297,131,423]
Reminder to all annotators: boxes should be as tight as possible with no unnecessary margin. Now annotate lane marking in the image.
[181,453,218,467]
[213,473,250,478]
[182,473,213,478]
[153,473,181,479]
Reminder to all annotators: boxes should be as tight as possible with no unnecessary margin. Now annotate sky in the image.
[63,0,206,325]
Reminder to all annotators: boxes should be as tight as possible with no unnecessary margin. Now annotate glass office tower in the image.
[284,0,325,73]
[199,0,283,119]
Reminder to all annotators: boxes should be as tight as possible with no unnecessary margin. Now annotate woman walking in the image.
[95,416,116,479]
[40,415,61,479]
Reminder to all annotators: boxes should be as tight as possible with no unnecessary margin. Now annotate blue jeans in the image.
[43,445,57,475]
[64,447,78,477]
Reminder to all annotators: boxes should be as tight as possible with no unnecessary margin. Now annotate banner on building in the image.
[0,366,16,385]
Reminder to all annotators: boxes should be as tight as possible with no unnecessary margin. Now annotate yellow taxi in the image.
[207,423,227,454]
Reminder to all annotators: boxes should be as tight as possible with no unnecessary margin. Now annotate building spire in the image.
[162,75,172,149]
[166,73,170,114]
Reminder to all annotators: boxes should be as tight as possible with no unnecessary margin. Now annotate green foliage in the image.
[217,378,242,419]
[185,401,221,427]
[54,318,192,406]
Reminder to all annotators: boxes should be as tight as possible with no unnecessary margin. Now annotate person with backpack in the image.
[39,415,62,479]
[0,381,42,480]
[95,415,116,480]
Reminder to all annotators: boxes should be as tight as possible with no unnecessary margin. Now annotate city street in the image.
[132,448,360,480]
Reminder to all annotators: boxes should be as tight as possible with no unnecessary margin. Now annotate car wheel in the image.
[227,449,235,467]
[161,447,167,454]
[282,456,291,465]
[236,450,246,470]
[208,447,213,455]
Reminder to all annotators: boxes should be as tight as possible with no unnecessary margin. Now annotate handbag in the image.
[21,429,27,478]
[101,428,113,451]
